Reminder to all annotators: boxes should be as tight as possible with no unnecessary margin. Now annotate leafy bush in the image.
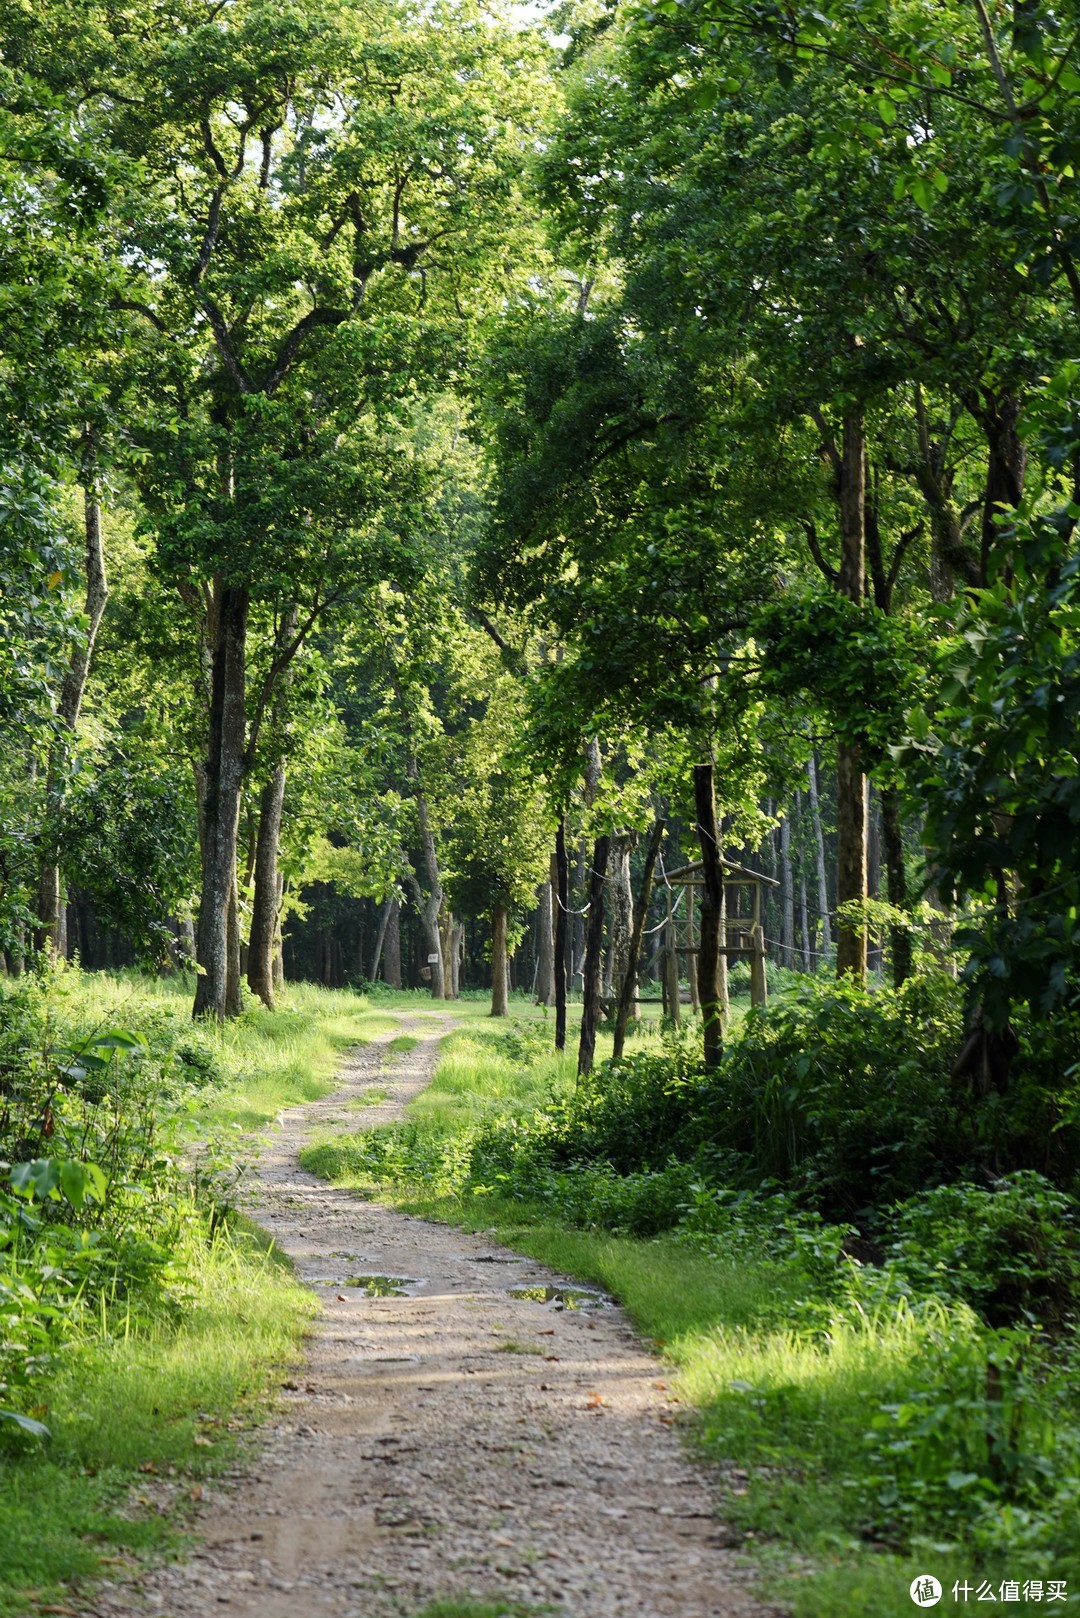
[706,972,968,1215]
[0,975,232,1438]
[887,1172,1080,1326]
[858,1324,1080,1554]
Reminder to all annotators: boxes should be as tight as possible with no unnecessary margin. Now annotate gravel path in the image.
[94,1014,778,1618]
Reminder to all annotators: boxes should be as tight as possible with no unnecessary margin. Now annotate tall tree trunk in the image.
[577,834,609,1077]
[571,842,586,993]
[613,818,664,1060]
[226,871,243,1015]
[35,483,109,955]
[795,791,811,970]
[370,898,393,982]
[867,785,883,975]
[880,787,913,987]
[272,875,285,993]
[694,762,726,1072]
[491,904,509,1017]
[807,748,832,963]
[604,834,633,1001]
[779,813,795,968]
[194,584,249,1019]
[383,899,402,988]
[247,760,287,1008]
[835,413,869,983]
[404,784,444,998]
[835,744,868,982]
[451,921,464,997]
[439,906,455,1000]
[536,869,555,1005]
[554,820,569,1052]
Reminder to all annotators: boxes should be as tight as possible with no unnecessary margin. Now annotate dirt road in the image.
[93,1015,775,1618]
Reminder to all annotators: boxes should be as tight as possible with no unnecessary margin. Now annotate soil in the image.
[89,1013,780,1618]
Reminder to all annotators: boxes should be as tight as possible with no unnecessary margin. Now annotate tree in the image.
[100,0,548,1016]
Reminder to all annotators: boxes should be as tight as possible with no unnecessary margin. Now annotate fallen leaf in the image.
[537,1329,555,1336]
[192,1435,215,1447]
[138,1461,157,1473]
[336,1294,348,1302]
[544,1355,559,1362]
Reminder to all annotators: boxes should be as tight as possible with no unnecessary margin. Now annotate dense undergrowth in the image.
[0,966,389,1614]
[304,975,1080,1618]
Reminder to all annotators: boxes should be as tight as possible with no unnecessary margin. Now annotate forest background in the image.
[2,0,1080,1613]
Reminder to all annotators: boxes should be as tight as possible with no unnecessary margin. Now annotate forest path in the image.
[95,1012,775,1618]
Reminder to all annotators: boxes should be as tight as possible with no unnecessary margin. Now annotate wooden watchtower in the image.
[663,859,779,1009]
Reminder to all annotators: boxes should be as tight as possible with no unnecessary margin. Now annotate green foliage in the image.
[886,1173,1080,1327]
[902,511,1080,1030]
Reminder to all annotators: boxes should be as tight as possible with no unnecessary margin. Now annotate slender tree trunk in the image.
[370,898,392,982]
[491,904,509,1017]
[867,786,883,975]
[577,834,610,1077]
[383,899,402,988]
[779,813,795,968]
[451,921,464,997]
[835,744,868,982]
[554,820,568,1052]
[571,843,586,992]
[35,483,110,955]
[272,874,285,992]
[807,748,832,962]
[439,906,455,1000]
[613,818,665,1060]
[835,413,869,983]
[404,784,444,998]
[795,791,811,970]
[694,762,725,1071]
[881,787,913,987]
[536,868,555,1005]
[247,760,287,1008]
[194,584,250,1019]
[605,834,633,1001]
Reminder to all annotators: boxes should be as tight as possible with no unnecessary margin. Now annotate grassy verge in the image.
[0,967,403,1613]
[0,1215,315,1617]
[303,1015,1080,1618]
[49,968,405,1130]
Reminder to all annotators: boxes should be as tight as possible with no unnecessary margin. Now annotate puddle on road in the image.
[312,1273,419,1296]
[344,1274,418,1296]
[507,1285,611,1310]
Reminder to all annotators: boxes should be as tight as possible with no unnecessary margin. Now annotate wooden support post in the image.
[662,939,680,1025]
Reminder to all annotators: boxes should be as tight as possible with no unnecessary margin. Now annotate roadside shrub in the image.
[886,1172,1080,1326]
[706,971,967,1214]
[0,974,234,1437]
[858,1324,1079,1551]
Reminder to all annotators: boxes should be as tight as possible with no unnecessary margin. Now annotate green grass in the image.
[49,968,402,1130]
[386,1033,421,1053]
[0,1214,315,1616]
[346,1084,393,1108]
